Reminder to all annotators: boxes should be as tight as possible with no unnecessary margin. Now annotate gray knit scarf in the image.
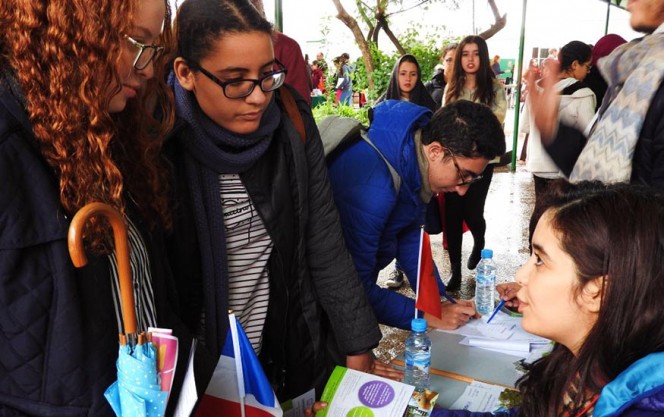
[570,28,664,183]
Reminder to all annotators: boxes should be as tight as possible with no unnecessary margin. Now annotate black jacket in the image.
[545,81,664,189]
[0,71,190,416]
[164,88,382,401]
[424,72,446,109]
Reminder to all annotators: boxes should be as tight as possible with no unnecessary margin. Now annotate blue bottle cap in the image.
[481,248,493,258]
[411,318,427,332]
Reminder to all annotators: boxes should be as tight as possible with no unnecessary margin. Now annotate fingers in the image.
[496,282,521,300]
[372,361,404,381]
[434,302,477,329]
[304,401,328,417]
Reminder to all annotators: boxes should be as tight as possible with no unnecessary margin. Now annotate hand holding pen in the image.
[487,283,522,324]
[496,282,521,308]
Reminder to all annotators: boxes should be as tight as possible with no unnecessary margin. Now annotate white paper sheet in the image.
[449,381,506,412]
[173,339,198,417]
[283,388,316,417]
[437,311,550,355]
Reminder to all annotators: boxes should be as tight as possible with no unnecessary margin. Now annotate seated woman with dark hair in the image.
[438,181,664,416]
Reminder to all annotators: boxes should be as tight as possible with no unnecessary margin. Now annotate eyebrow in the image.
[132,26,156,41]
[531,242,549,259]
[216,60,276,76]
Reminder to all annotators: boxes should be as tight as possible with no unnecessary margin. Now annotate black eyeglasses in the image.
[125,35,165,70]
[447,149,483,186]
[195,60,288,99]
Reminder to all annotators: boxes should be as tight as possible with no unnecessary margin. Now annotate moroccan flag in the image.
[415,229,443,319]
[196,314,283,417]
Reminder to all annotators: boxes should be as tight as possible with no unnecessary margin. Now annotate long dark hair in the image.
[174,0,272,64]
[378,54,437,111]
[445,35,496,106]
[517,183,664,417]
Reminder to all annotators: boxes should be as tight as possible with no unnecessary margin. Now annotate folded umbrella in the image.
[68,202,168,417]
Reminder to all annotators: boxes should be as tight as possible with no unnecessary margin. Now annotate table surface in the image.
[392,329,524,408]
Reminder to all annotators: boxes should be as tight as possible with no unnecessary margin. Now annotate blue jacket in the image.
[431,352,664,417]
[327,100,446,330]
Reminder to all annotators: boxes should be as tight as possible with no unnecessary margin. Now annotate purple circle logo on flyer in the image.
[358,380,395,408]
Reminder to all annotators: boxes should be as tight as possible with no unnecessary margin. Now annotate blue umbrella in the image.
[68,203,168,417]
[105,340,168,417]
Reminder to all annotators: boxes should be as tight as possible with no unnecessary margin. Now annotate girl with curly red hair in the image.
[0,0,188,415]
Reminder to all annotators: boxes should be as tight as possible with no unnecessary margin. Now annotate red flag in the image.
[415,231,443,319]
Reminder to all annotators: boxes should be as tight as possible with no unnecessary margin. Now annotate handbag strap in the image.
[279,87,306,143]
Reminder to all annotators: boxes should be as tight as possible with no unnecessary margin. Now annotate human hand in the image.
[425,299,479,330]
[496,282,521,308]
[346,352,404,381]
[525,64,560,143]
[303,401,328,417]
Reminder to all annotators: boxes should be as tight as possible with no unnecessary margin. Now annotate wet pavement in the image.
[374,114,534,362]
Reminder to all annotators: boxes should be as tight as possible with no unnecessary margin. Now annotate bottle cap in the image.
[411,318,427,332]
[481,248,493,259]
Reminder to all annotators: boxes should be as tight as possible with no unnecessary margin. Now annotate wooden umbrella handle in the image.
[67,202,137,336]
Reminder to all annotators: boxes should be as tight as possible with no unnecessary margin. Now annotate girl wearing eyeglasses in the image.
[440,35,507,292]
[0,0,187,415]
[165,0,389,404]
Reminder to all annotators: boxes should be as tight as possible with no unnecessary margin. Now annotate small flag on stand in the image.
[415,229,443,319]
[196,314,283,417]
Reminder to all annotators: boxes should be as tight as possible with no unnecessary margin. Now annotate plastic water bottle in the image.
[475,248,496,315]
[403,318,431,391]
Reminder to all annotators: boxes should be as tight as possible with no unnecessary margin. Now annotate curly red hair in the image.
[0,0,175,251]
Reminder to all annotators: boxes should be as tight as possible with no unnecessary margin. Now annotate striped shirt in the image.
[108,217,157,335]
[220,174,272,353]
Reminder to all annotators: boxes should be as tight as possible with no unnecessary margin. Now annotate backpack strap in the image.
[279,87,306,143]
[360,131,401,194]
[560,80,589,96]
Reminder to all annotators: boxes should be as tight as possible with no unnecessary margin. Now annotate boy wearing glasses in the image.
[327,100,505,331]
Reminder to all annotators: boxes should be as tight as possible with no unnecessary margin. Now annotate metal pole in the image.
[472,0,476,34]
[605,0,611,35]
[274,0,283,32]
[510,0,528,171]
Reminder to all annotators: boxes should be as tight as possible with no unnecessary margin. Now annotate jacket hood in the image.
[369,100,431,168]
[594,352,664,417]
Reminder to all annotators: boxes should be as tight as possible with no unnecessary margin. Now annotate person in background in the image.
[337,52,354,106]
[376,54,438,290]
[441,35,507,292]
[438,182,664,417]
[425,43,458,108]
[547,47,558,60]
[0,0,192,415]
[166,0,392,403]
[249,0,312,103]
[377,54,437,111]
[332,56,343,104]
[491,55,503,76]
[521,40,596,239]
[584,34,627,111]
[316,51,329,74]
[529,0,664,189]
[327,100,505,330]
[311,59,326,93]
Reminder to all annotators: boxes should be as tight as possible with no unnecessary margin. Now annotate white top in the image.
[521,77,596,178]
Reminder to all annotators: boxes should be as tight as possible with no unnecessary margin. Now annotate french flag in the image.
[195,314,283,417]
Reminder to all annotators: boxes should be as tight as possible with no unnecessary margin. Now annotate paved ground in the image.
[374,112,535,362]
